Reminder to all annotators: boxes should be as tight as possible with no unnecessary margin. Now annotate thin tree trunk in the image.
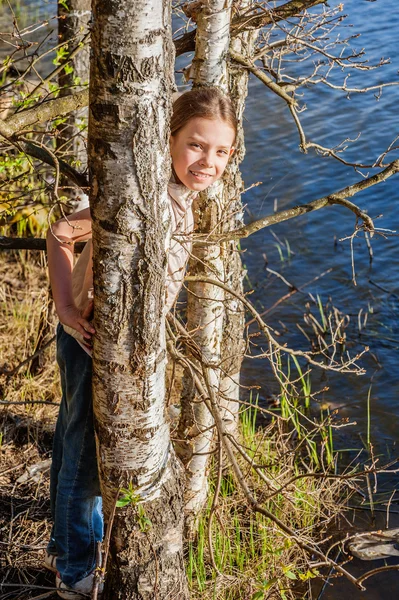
[57,0,90,208]
[177,0,232,535]
[89,1,188,598]
[219,3,259,435]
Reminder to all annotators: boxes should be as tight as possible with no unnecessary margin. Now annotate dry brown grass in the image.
[0,251,59,599]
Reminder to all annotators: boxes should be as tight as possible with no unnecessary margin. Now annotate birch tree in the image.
[176,0,260,531]
[176,0,232,533]
[1,1,399,595]
[219,3,259,434]
[56,0,90,208]
[89,0,188,597]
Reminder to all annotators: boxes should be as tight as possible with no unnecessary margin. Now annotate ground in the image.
[0,250,355,600]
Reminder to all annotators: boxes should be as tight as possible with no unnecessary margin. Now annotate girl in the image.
[46,87,237,599]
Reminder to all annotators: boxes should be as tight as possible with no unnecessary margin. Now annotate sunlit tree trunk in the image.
[177,0,232,535]
[57,0,90,208]
[89,1,188,597]
[220,3,259,434]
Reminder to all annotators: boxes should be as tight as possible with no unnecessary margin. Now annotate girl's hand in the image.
[58,300,95,342]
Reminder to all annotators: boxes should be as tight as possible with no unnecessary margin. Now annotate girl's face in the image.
[170,117,235,191]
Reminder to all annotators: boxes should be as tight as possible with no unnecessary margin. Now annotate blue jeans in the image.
[47,324,103,586]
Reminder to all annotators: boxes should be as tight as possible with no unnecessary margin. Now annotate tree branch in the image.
[0,1,325,138]
[229,49,297,106]
[201,160,399,242]
[3,88,88,136]
[0,237,86,252]
[0,119,89,189]
[24,140,88,188]
[231,0,328,34]
[5,160,397,253]
[174,0,328,56]
[185,275,367,374]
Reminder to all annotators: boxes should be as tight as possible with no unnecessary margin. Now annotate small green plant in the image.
[274,242,285,263]
[116,482,152,533]
[53,44,69,67]
[291,355,311,409]
[316,294,328,332]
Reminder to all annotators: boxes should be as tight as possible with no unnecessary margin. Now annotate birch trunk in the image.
[57,0,90,208]
[219,8,259,435]
[89,1,188,598]
[177,0,232,534]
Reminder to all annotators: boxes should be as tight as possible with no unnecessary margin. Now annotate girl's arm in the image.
[46,207,95,341]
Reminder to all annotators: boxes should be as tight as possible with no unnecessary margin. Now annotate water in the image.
[239,0,399,470]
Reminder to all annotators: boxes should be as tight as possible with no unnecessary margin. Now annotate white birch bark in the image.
[178,0,232,533]
[89,0,188,597]
[219,3,259,435]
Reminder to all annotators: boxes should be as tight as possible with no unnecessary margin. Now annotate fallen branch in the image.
[0,400,60,406]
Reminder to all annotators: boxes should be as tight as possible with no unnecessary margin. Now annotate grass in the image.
[188,400,346,600]
[0,251,59,405]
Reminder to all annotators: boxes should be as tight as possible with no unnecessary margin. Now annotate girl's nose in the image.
[199,153,214,168]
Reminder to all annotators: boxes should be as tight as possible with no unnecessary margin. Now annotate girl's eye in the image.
[218,149,228,155]
[190,143,201,149]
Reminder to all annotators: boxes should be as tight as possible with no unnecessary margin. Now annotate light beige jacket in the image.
[63,182,196,354]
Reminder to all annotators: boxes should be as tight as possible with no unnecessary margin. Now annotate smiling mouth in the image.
[190,171,212,179]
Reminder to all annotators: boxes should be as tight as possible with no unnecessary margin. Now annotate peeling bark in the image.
[177,0,232,534]
[89,1,188,597]
[219,4,259,435]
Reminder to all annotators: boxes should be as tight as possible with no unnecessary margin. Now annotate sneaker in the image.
[44,551,57,573]
[56,571,103,599]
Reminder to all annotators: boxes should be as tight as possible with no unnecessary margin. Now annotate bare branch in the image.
[185,275,367,374]
[2,89,88,136]
[229,49,297,106]
[231,0,328,35]
[174,0,328,56]
[199,160,399,243]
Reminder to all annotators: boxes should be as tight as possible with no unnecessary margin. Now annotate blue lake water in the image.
[1,0,398,475]
[239,0,399,469]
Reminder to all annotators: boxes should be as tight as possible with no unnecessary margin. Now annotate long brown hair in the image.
[171,87,237,141]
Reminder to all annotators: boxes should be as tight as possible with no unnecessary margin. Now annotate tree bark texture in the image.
[219,4,259,434]
[89,1,188,598]
[57,0,90,207]
[57,0,90,165]
[177,0,232,534]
